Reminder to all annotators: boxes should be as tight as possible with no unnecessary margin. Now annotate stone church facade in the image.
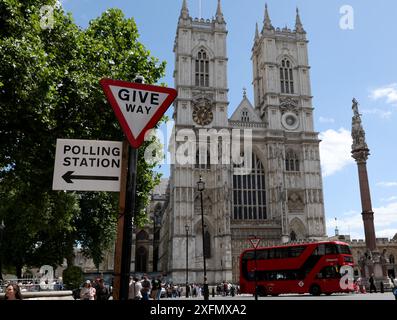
[155,1,327,284]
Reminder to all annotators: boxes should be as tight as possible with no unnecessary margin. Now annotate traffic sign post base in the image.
[119,146,138,300]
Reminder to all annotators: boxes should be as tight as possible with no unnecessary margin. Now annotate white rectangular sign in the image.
[52,139,123,192]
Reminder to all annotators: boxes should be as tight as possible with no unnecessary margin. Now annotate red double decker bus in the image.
[239,241,354,296]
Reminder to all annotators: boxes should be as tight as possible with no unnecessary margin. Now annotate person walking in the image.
[369,274,377,293]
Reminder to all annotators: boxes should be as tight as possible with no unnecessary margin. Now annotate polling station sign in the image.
[52,139,122,192]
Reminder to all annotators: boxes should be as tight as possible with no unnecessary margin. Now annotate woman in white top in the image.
[80,280,96,300]
[128,276,142,300]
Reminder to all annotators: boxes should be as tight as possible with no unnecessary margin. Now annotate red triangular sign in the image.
[249,238,261,249]
[100,78,177,148]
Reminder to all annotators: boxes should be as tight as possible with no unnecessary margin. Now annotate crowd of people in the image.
[3,274,396,300]
[127,274,240,300]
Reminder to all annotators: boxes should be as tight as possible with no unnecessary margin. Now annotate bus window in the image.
[337,244,351,255]
[288,246,306,258]
[312,244,325,256]
[325,244,337,255]
[242,252,254,260]
[276,272,286,280]
[257,250,268,260]
[316,266,339,279]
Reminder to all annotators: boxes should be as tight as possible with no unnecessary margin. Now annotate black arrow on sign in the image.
[62,171,119,184]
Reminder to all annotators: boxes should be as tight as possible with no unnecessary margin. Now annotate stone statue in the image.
[351,98,368,150]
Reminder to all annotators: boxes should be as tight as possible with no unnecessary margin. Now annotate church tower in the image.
[251,6,326,243]
[160,0,232,284]
[159,3,327,285]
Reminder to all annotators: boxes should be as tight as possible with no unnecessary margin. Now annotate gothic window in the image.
[280,58,294,94]
[135,246,148,273]
[285,150,300,172]
[195,49,209,87]
[204,230,211,259]
[241,109,249,122]
[136,230,149,240]
[390,254,395,264]
[232,153,267,220]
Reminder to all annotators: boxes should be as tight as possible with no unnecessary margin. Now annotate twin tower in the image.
[157,1,326,284]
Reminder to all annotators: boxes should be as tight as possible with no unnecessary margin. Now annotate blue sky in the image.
[62,0,397,240]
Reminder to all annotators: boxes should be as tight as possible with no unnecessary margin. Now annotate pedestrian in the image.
[95,279,110,300]
[369,274,377,293]
[155,276,163,300]
[4,283,23,300]
[392,277,397,301]
[129,276,142,300]
[140,275,152,300]
[80,280,96,300]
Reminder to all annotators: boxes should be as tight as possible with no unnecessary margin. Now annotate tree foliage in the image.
[0,0,166,273]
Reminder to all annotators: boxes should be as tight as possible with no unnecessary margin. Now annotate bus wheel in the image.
[257,286,267,297]
[309,284,321,296]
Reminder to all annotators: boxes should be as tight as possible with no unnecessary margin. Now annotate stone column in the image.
[350,98,377,252]
[350,98,391,289]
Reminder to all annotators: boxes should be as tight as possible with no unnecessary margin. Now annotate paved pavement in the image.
[161,292,396,300]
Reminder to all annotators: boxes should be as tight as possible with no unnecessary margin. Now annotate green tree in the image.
[0,0,166,275]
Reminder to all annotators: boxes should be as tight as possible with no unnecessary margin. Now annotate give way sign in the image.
[100,78,177,148]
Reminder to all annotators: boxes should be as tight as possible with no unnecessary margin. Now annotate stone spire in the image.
[215,0,225,23]
[254,22,259,41]
[263,4,274,31]
[295,7,305,33]
[180,0,189,20]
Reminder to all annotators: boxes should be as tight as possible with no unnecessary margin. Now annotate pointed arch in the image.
[285,149,300,172]
[136,230,149,240]
[135,246,148,273]
[195,48,210,87]
[277,55,295,94]
[289,218,306,240]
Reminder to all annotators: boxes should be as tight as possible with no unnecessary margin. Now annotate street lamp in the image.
[197,176,209,300]
[0,220,5,282]
[185,224,189,298]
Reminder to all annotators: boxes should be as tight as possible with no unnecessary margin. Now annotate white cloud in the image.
[327,202,397,239]
[381,196,397,202]
[319,116,335,124]
[376,229,397,239]
[361,108,392,119]
[376,182,397,187]
[369,83,397,105]
[319,128,355,177]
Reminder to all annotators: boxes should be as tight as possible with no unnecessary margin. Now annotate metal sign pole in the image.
[112,140,129,300]
[119,146,138,300]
